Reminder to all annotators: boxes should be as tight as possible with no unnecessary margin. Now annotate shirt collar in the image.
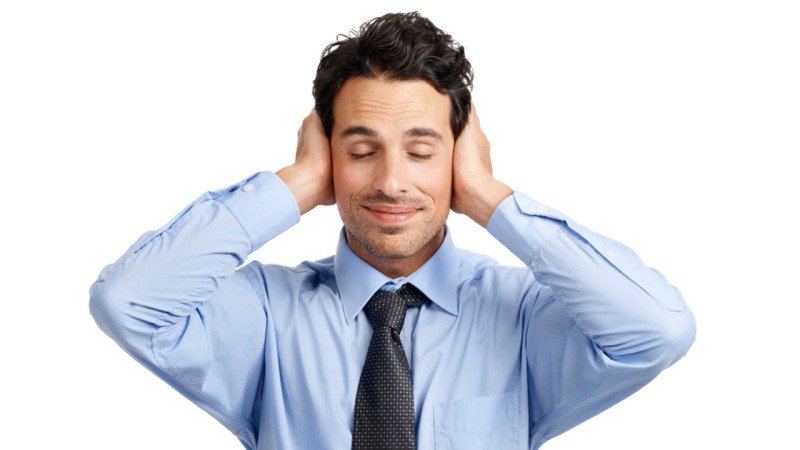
[334,227,459,324]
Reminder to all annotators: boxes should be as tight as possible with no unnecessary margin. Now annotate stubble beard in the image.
[343,193,446,260]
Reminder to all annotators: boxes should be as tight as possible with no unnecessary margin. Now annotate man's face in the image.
[331,76,454,276]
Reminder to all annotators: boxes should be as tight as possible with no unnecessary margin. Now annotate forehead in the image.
[332,77,452,138]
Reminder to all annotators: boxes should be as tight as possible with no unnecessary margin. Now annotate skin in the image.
[277,77,512,278]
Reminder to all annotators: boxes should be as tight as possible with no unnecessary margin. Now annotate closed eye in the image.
[351,152,375,160]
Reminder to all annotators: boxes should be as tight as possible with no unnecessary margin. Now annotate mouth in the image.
[362,204,422,224]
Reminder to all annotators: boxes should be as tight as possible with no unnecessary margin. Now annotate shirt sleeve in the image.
[89,171,300,449]
[487,191,696,448]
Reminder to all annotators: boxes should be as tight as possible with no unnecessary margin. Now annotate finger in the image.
[309,109,324,130]
[469,101,479,125]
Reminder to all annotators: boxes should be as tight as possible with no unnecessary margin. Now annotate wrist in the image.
[276,164,330,215]
[458,177,513,228]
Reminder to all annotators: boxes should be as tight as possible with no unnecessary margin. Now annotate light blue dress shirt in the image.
[90,171,695,449]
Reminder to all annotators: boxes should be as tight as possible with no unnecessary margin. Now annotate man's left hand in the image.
[451,104,513,228]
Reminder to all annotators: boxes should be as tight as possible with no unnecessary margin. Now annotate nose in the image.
[372,150,409,197]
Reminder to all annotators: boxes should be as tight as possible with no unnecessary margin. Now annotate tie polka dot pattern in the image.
[352,284,428,450]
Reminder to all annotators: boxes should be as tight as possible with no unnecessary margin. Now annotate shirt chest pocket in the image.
[433,392,521,449]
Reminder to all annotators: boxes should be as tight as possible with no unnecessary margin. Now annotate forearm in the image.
[489,192,696,368]
[89,171,299,348]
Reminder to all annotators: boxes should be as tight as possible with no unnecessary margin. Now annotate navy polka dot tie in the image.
[352,284,428,450]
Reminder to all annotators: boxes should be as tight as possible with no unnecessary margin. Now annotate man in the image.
[90,11,695,450]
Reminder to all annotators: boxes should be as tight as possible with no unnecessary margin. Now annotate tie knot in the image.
[364,284,427,331]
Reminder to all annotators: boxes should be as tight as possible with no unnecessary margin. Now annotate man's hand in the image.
[277,109,335,215]
[451,104,513,228]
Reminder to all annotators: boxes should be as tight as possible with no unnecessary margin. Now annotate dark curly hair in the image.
[313,12,473,139]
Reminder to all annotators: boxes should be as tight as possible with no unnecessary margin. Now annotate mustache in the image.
[356,192,425,207]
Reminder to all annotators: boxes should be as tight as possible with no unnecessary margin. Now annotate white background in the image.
[2,1,798,448]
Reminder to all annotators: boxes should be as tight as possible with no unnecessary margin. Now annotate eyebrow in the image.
[340,126,378,139]
[339,125,444,142]
[404,127,443,142]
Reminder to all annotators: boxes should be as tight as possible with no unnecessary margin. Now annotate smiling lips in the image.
[362,204,422,224]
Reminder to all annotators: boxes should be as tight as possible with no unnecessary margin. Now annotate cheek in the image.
[422,162,453,205]
[331,151,353,199]
[332,161,374,210]
[332,173,352,205]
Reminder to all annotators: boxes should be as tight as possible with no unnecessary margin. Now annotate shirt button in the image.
[242,183,254,192]
[536,205,548,214]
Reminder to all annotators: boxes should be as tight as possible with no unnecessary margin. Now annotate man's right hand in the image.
[277,109,335,214]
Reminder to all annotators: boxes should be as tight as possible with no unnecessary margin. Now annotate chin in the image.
[343,213,447,264]
[362,233,423,259]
